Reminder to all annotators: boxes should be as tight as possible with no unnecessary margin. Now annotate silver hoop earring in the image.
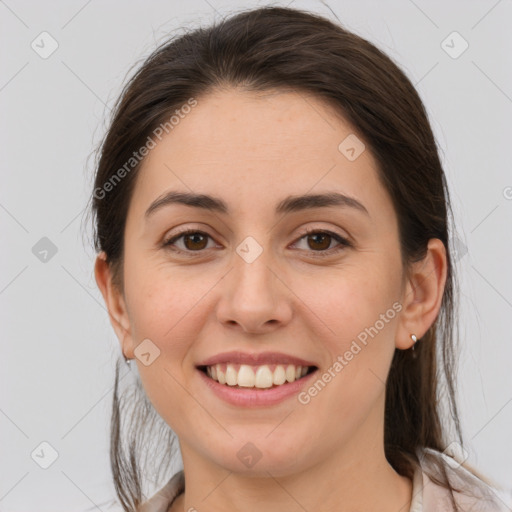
[411,334,418,350]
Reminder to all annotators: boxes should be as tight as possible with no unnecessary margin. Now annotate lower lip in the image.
[197,367,318,407]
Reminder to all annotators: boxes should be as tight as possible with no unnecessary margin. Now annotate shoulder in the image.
[416,448,510,512]
[139,470,185,512]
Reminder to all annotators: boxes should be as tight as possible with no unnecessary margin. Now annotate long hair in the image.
[89,6,466,510]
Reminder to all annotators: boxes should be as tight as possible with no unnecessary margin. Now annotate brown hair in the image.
[89,5,469,510]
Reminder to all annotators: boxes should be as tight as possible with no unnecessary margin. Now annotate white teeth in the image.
[255,365,273,388]
[204,363,312,388]
[225,365,238,386]
[238,364,255,387]
[285,364,296,383]
[273,365,286,385]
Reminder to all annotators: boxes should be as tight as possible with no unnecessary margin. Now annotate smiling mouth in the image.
[197,363,318,389]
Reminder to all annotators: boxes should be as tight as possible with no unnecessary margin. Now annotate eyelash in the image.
[162,228,352,258]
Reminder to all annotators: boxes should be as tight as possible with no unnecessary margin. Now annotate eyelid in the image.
[295,226,351,244]
[162,227,219,252]
[162,225,352,256]
[292,227,352,256]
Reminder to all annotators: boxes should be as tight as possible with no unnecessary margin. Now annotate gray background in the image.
[1,0,511,510]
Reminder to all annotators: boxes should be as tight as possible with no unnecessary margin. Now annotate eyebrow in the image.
[144,190,369,219]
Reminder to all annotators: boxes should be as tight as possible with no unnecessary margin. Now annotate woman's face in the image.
[100,88,415,476]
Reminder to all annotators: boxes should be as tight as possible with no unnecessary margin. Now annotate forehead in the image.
[130,88,392,222]
[150,88,362,166]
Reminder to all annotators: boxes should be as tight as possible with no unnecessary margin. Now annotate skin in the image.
[95,88,447,512]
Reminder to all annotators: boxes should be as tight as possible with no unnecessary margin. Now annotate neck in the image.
[173,414,413,512]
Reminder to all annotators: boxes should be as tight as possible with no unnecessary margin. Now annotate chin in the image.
[200,428,317,478]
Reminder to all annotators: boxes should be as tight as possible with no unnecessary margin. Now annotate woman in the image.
[91,6,508,512]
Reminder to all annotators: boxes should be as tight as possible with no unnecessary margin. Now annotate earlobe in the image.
[395,238,448,350]
[94,252,134,359]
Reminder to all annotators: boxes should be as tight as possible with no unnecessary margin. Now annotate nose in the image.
[215,249,293,334]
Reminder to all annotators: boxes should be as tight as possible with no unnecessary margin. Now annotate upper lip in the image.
[196,351,318,368]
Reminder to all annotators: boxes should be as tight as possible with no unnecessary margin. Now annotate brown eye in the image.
[306,232,332,251]
[163,228,351,258]
[293,229,351,257]
[181,232,208,250]
[163,230,214,253]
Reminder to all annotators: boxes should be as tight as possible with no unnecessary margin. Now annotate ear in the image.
[395,238,448,350]
[94,252,135,359]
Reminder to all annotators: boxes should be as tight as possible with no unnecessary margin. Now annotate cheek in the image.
[292,261,400,348]
[292,260,400,406]
[125,269,204,429]
[124,258,207,343]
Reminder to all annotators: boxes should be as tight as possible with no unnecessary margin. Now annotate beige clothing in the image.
[139,449,510,512]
